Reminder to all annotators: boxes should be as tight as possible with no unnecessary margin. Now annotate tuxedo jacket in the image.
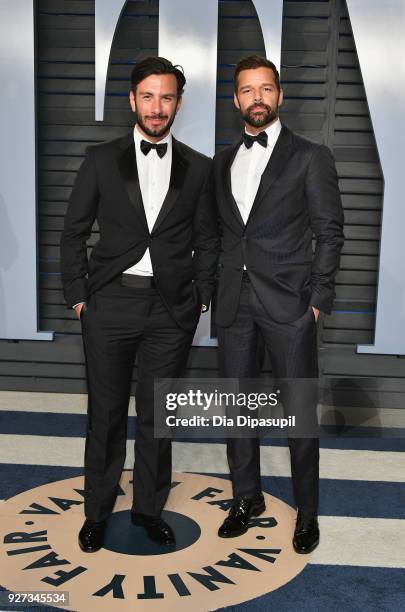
[213,125,344,326]
[60,132,219,331]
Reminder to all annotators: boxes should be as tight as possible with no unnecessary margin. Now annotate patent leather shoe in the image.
[78,519,106,553]
[293,512,319,554]
[218,494,266,538]
[131,512,175,546]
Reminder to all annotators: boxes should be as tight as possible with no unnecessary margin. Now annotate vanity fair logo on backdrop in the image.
[0,1,404,353]
[0,472,310,611]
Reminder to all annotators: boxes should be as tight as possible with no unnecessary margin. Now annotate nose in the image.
[151,97,163,116]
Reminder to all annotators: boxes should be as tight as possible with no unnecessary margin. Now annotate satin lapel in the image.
[221,139,245,228]
[152,137,189,232]
[117,132,148,230]
[247,126,294,223]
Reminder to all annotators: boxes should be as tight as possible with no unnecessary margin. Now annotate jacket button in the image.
[242,236,247,241]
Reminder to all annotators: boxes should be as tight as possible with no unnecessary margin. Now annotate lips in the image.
[147,116,167,125]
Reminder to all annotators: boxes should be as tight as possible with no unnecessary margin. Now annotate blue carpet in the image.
[1,411,405,450]
[1,401,404,611]
[220,565,405,612]
[1,465,404,520]
[1,566,404,612]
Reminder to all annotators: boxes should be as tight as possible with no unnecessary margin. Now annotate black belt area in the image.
[121,273,156,288]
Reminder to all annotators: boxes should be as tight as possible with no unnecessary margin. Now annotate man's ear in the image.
[129,90,136,113]
[233,92,240,110]
[277,88,284,108]
[176,95,182,113]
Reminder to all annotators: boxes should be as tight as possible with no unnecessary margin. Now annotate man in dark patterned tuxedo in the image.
[61,57,218,552]
[213,55,344,553]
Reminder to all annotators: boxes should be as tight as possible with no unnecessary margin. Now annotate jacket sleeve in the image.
[306,144,345,314]
[60,147,99,309]
[192,162,220,308]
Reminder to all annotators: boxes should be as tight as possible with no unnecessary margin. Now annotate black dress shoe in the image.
[131,512,175,546]
[218,494,266,538]
[78,519,106,553]
[293,512,319,554]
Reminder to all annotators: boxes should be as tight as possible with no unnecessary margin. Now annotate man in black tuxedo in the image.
[213,55,344,553]
[60,57,218,551]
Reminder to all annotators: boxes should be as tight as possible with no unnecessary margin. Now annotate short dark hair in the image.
[234,55,280,92]
[130,56,186,97]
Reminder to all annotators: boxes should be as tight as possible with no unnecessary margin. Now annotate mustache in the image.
[247,103,271,113]
[145,114,169,120]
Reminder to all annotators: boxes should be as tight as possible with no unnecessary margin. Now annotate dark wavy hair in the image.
[234,55,280,92]
[130,56,186,97]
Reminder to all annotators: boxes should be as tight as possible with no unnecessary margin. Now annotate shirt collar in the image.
[133,123,172,149]
[244,118,282,149]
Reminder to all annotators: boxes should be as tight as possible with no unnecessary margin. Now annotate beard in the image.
[241,102,279,128]
[136,109,177,139]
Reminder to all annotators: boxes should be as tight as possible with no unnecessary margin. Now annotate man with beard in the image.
[61,57,218,552]
[213,55,344,553]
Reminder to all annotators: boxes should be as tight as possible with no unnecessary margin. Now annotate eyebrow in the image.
[138,90,176,97]
[240,82,275,89]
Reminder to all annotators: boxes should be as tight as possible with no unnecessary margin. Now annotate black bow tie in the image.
[242,131,268,149]
[140,139,168,158]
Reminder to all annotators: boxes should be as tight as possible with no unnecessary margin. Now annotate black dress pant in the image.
[81,276,194,522]
[217,276,319,516]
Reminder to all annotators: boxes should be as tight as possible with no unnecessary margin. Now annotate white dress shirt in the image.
[124,124,172,276]
[231,118,282,225]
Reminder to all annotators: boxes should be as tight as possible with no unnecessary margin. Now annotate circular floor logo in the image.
[0,472,310,610]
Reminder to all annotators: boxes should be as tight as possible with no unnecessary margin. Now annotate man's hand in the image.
[74,302,85,320]
[312,306,320,322]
